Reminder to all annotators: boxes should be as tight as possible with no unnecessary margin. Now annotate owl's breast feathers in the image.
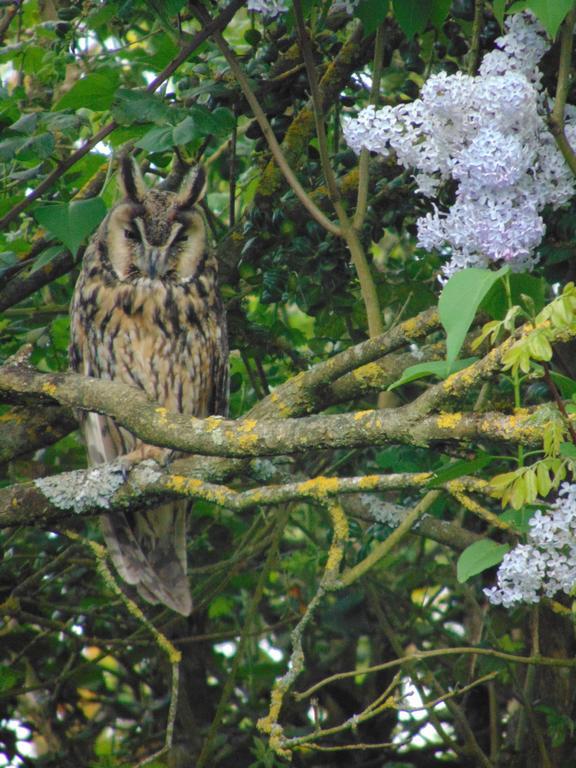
[70,239,228,417]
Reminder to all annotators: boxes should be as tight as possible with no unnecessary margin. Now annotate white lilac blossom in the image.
[246,0,289,16]
[343,12,576,276]
[484,483,576,608]
[247,0,360,16]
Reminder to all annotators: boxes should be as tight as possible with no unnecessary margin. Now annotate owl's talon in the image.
[114,455,135,481]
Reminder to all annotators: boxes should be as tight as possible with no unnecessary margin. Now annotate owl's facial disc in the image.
[106,188,206,282]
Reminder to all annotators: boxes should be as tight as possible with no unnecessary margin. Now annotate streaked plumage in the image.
[69,158,228,615]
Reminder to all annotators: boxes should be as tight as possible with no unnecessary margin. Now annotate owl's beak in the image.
[146,248,166,279]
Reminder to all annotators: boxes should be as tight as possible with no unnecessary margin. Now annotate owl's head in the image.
[105,157,208,282]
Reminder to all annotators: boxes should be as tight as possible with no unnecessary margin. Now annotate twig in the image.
[467,0,484,75]
[549,6,576,177]
[353,23,385,230]
[541,361,576,444]
[339,490,440,587]
[293,0,384,336]
[190,2,341,236]
[296,645,576,702]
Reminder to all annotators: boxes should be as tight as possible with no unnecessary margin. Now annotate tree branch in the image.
[0,363,547,458]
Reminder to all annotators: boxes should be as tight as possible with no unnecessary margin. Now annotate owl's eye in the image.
[174,230,188,244]
[124,229,141,242]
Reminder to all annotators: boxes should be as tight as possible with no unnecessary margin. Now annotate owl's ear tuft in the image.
[118,157,148,203]
[174,166,206,210]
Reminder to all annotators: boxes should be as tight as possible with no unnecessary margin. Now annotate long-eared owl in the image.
[69,157,229,615]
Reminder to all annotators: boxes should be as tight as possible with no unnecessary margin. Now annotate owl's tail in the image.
[101,502,192,616]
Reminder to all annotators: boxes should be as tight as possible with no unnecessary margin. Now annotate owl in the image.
[69,157,229,615]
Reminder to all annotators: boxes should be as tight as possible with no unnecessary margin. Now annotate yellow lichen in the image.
[353,409,373,421]
[226,429,259,448]
[436,412,462,429]
[298,476,341,497]
[357,475,381,490]
[42,382,58,397]
[354,362,383,386]
[402,317,419,338]
[154,406,169,424]
[203,416,223,431]
[238,419,258,432]
[269,391,294,418]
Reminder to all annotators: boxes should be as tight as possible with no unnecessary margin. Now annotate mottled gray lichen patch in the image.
[360,493,412,528]
[34,462,127,513]
[130,459,162,487]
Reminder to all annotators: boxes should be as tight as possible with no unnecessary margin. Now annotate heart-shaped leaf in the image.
[34,198,107,254]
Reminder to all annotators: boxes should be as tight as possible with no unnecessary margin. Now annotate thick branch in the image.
[0,363,545,457]
[0,463,483,562]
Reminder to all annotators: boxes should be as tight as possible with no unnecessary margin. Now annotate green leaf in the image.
[355,0,389,33]
[550,371,576,398]
[524,0,574,38]
[33,198,107,254]
[560,442,576,459]
[392,0,432,37]
[0,663,20,692]
[427,453,494,486]
[135,125,175,152]
[439,266,509,365]
[53,71,119,111]
[86,4,117,29]
[388,357,477,390]
[493,0,507,27]
[9,111,39,134]
[457,539,509,583]
[146,32,180,70]
[172,115,198,146]
[0,136,25,160]
[429,0,452,27]
[111,88,171,125]
[501,506,534,534]
[482,273,546,320]
[15,132,54,161]
[0,250,17,278]
[187,105,235,137]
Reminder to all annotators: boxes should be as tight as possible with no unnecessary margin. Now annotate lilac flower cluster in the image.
[246,0,289,16]
[484,483,576,608]
[343,13,576,276]
[246,0,360,16]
